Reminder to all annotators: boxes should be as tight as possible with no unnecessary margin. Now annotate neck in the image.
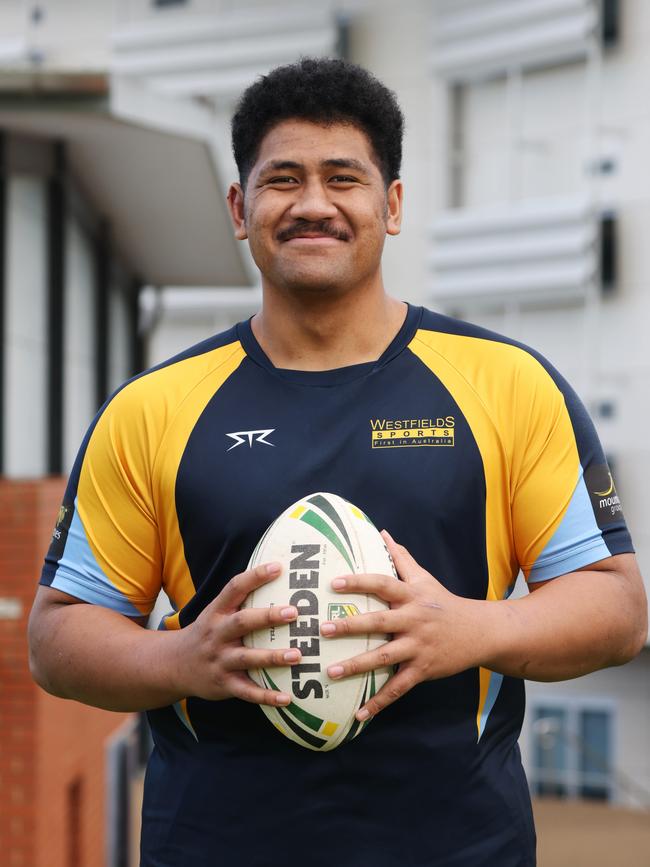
[251,285,407,371]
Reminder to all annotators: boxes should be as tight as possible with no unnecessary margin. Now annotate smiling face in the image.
[227,120,402,298]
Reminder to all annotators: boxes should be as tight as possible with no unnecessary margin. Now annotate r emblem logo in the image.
[226,429,276,451]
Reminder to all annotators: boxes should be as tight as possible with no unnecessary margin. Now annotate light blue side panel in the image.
[477,672,504,742]
[51,498,144,617]
[172,702,199,741]
[528,471,611,583]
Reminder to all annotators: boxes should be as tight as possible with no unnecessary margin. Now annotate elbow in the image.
[27,639,49,692]
[27,611,67,699]
[612,606,648,666]
[623,616,648,663]
[27,630,50,693]
[611,562,649,666]
[28,644,69,699]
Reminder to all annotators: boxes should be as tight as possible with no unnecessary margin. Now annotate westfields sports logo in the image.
[584,465,624,527]
[370,417,455,448]
[226,429,275,451]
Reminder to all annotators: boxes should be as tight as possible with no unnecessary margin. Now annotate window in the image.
[530,701,615,802]
[153,0,188,7]
[579,710,612,800]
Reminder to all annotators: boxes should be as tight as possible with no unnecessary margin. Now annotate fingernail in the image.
[332,578,346,589]
[321,622,336,635]
[277,693,291,705]
[357,708,370,721]
[381,530,394,543]
[266,562,281,576]
[283,650,300,662]
[328,665,344,678]
[280,606,297,619]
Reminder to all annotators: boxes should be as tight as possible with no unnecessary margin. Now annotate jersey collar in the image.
[236,303,423,386]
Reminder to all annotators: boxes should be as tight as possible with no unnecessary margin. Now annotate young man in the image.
[29,59,646,866]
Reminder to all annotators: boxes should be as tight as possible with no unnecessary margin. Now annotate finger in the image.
[320,607,405,638]
[214,562,283,612]
[330,572,410,603]
[226,671,293,708]
[222,645,303,672]
[355,667,417,721]
[380,531,420,584]
[220,603,298,641]
[326,637,410,681]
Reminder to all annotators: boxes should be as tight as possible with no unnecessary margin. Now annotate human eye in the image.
[330,175,358,184]
[266,176,299,186]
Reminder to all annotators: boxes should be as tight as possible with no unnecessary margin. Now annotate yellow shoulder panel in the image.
[410,328,581,740]
[76,341,246,615]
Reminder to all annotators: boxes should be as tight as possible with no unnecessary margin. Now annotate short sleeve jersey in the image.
[41,306,632,867]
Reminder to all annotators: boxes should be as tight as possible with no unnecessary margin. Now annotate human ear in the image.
[385,179,403,237]
[227,182,248,240]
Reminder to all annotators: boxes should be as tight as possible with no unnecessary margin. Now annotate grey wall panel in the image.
[5,175,48,477]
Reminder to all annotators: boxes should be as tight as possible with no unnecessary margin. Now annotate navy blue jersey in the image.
[41,305,632,866]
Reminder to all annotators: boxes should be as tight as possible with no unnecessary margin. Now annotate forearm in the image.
[28,598,186,712]
[481,562,648,681]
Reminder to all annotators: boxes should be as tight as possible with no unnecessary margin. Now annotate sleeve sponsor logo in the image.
[584,465,624,527]
[48,501,74,562]
[370,416,455,448]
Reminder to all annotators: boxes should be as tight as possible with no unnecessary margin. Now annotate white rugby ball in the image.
[243,492,397,751]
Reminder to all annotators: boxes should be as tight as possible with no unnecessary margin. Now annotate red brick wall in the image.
[0,479,132,867]
[35,692,132,867]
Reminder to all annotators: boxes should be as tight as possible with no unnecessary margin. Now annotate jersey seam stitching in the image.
[524,537,609,573]
[150,342,246,489]
[52,567,158,607]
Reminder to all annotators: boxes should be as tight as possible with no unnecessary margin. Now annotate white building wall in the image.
[433,0,650,603]
[0,0,112,71]
[4,175,48,477]
[63,218,97,473]
[349,0,433,306]
[144,287,261,366]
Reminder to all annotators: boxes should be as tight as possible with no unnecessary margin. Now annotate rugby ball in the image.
[243,492,397,751]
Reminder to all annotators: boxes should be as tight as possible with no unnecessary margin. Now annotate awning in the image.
[0,71,250,287]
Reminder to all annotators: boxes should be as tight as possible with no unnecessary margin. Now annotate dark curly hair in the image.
[231,57,404,189]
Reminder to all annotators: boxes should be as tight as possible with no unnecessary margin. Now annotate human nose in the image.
[288,178,338,221]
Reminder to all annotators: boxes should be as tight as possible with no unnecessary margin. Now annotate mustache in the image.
[276,220,351,242]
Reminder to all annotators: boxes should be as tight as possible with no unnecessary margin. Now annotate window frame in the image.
[528,694,618,803]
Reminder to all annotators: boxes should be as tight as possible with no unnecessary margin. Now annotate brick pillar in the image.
[0,479,133,867]
[0,479,62,867]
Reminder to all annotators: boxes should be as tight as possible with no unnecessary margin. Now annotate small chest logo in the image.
[226,429,276,451]
[370,417,455,449]
[328,603,361,619]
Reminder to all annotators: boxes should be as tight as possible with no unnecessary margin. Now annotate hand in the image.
[320,532,489,721]
[173,562,302,707]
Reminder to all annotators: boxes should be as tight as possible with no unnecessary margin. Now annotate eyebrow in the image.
[258,158,370,175]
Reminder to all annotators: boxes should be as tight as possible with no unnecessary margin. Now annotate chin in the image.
[279,268,352,296]
[284,280,348,297]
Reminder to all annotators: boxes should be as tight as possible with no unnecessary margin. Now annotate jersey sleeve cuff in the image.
[527,531,635,583]
[42,568,154,617]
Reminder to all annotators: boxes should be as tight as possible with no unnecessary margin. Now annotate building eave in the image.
[0,70,250,287]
